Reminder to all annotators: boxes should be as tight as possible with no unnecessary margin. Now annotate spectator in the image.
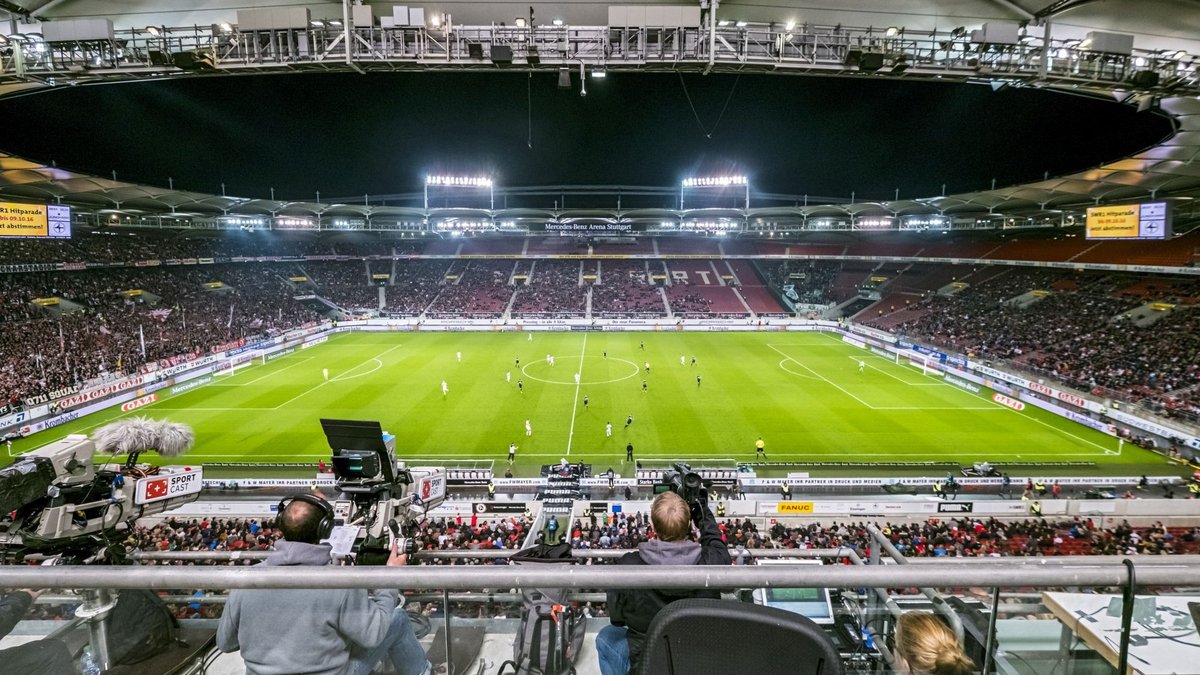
[895,612,975,675]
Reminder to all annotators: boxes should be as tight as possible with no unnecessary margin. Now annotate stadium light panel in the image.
[515,18,527,28]
[553,18,563,26]
[682,175,748,187]
[885,26,899,37]
[785,21,795,32]
[591,69,606,78]
[735,21,748,28]
[145,26,162,36]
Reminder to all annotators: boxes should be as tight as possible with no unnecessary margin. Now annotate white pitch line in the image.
[995,405,1113,454]
[766,343,879,409]
[272,344,404,410]
[564,333,588,456]
[846,355,940,386]
[212,357,315,387]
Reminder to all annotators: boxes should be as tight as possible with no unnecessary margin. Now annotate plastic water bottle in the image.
[79,645,102,675]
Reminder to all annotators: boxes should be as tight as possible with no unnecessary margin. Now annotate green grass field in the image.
[7,331,1177,477]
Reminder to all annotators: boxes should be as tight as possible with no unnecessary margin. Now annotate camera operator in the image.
[0,589,78,675]
[217,494,432,675]
[597,490,731,675]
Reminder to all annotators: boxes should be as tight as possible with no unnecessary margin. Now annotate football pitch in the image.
[9,331,1174,477]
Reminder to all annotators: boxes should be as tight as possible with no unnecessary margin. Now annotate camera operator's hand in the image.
[385,540,408,567]
[690,488,710,524]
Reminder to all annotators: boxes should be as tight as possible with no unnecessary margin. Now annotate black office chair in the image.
[639,598,843,675]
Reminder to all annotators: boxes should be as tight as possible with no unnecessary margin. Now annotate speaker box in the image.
[171,50,215,70]
[467,42,483,59]
[526,46,539,65]
[859,52,884,71]
[844,48,862,66]
[1129,70,1159,88]
[147,50,170,66]
[490,44,513,65]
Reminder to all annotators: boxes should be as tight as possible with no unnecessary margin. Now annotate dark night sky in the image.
[0,71,1173,202]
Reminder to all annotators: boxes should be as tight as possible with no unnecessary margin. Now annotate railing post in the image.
[1117,559,1137,674]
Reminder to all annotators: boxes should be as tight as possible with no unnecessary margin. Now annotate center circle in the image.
[520,356,641,385]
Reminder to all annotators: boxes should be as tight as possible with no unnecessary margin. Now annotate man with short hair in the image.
[217,496,431,675]
[597,491,730,675]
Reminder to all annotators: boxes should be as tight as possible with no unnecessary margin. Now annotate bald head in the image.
[279,498,324,544]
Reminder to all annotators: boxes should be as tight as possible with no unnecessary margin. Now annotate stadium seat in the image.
[639,598,842,675]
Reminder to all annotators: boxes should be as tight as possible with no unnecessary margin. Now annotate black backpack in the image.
[497,542,587,675]
[104,589,181,665]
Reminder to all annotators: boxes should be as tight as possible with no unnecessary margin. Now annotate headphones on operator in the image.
[277,493,336,542]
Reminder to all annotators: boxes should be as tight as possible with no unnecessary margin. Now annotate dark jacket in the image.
[1,592,76,675]
[606,506,730,674]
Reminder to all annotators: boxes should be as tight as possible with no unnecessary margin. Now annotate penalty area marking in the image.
[778,359,822,382]
[210,356,315,387]
[521,355,639,386]
[271,344,403,410]
[847,355,941,386]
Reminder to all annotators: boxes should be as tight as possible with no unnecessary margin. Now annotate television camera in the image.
[319,418,445,564]
[654,462,712,520]
[0,418,201,563]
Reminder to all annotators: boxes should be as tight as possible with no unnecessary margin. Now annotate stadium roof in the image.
[1,95,1197,223]
[1,0,1199,225]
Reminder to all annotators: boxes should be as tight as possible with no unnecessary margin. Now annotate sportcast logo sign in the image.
[135,470,204,505]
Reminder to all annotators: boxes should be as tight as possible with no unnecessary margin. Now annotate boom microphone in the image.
[92,417,194,456]
[92,417,194,467]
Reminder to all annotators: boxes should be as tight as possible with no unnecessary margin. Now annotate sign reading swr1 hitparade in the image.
[0,201,73,238]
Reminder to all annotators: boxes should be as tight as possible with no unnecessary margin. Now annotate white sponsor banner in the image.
[120,393,158,412]
[992,393,1025,411]
[945,375,981,394]
[1108,409,1199,445]
[0,404,48,431]
[54,375,146,410]
[1018,393,1116,435]
[170,376,212,396]
[135,469,204,505]
[300,336,329,349]
[842,335,866,349]
[973,364,1030,389]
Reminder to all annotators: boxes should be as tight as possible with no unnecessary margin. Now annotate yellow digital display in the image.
[1086,201,1170,240]
[0,201,72,238]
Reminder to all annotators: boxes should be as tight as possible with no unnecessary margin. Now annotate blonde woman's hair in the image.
[896,612,975,675]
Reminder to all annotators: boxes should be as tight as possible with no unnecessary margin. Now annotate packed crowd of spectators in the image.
[591,262,665,318]
[383,261,452,315]
[757,260,841,306]
[887,268,1200,416]
[510,260,586,318]
[425,260,516,318]
[0,264,320,407]
[303,261,379,310]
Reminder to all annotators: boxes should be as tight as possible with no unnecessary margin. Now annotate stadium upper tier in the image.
[0,229,1198,268]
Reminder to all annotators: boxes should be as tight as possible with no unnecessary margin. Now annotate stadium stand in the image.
[510,259,587,318]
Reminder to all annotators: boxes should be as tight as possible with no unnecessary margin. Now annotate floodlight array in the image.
[426,175,493,187]
[681,176,747,188]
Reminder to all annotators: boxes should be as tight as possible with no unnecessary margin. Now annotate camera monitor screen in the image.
[752,560,835,624]
[320,418,394,484]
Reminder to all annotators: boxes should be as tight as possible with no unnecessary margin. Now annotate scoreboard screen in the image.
[1085,201,1171,240]
[0,201,72,238]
